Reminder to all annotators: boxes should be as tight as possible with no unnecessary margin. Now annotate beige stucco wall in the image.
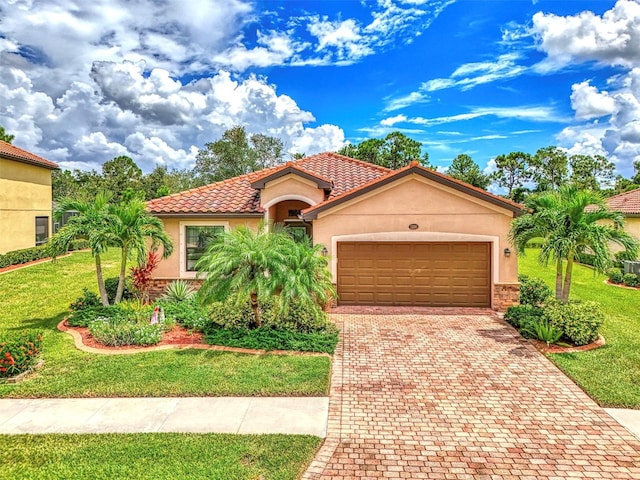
[311,174,518,285]
[153,216,261,279]
[0,158,53,254]
[623,217,640,257]
[260,175,325,211]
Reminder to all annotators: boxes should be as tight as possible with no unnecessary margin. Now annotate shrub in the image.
[205,326,339,354]
[261,299,333,334]
[503,304,544,329]
[208,298,253,330]
[576,252,595,267]
[520,318,563,345]
[88,316,167,346]
[105,277,134,304]
[543,300,604,346]
[68,239,90,251]
[67,305,123,327]
[606,268,624,284]
[623,273,640,288]
[0,245,52,269]
[158,298,210,332]
[162,280,196,303]
[518,275,553,307]
[69,288,102,311]
[0,331,43,378]
[129,251,160,303]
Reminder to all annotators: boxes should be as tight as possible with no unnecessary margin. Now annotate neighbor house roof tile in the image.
[605,188,640,215]
[146,152,391,215]
[0,140,59,170]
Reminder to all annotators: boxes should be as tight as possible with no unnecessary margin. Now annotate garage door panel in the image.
[337,242,490,307]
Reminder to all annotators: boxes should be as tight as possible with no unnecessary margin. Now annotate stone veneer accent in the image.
[148,279,203,300]
[493,282,520,311]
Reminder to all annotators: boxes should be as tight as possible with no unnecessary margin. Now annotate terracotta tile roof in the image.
[0,140,59,170]
[147,152,390,215]
[250,161,334,190]
[605,188,640,215]
[301,161,524,219]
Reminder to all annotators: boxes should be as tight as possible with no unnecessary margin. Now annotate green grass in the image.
[519,249,640,408]
[0,250,330,397]
[0,433,321,480]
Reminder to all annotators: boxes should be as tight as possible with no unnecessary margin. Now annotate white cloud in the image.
[570,81,617,120]
[383,91,429,112]
[532,0,640,72]
[380,114,408,126]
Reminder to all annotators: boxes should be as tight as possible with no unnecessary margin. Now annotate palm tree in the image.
[509,185,639,302]
[51,192,116,305]
[109,197,174,303]
[195,225,290,328]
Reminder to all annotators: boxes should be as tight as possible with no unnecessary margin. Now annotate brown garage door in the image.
[337,242,491,307]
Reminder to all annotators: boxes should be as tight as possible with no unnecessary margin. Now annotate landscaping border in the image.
[531,335,606,355]
[0,361,44,384]
[57,320,330,357]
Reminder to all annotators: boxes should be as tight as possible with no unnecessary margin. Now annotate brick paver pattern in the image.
[304,312,640,479]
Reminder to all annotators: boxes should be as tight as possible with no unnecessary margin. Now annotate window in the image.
[185,225,224,271]
[288,209,302,218]
[35,217,49,246]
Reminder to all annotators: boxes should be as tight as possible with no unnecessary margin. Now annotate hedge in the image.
[0,240,90,269]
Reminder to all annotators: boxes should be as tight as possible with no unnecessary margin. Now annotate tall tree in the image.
[194,126,285,184]
[338,131,430,169]
[51,192,116,305]
[509,185,639,302]
[530,146,568,192]
[109,197,174,303]
[569,154,615,191]
[447,154,491,189]
[491,152,531,200]
[0,125,14,143]
[102,156,143,202]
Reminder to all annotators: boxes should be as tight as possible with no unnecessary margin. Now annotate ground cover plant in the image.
[0,249,330,398]
[519,250,640,408]
[0,433,321,480]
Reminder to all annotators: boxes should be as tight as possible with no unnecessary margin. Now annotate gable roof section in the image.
[250,161,334,191]
[301,161,524,220]
[147,152,390,215]
[605,188,640,215]
[0,140,59,170]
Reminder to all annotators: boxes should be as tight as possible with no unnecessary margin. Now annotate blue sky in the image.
[1,0,639,179]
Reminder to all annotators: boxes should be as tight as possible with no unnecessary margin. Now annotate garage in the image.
[337,242,491,307]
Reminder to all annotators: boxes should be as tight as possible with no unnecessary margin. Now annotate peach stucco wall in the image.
[154,217,261,279]
[312,174,518,285]
[0,158,53,254]
[260,175,325,209]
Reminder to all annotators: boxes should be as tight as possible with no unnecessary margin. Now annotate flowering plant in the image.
[0,331,43,378]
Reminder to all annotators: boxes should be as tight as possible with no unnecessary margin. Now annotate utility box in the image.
[623,261,640,275]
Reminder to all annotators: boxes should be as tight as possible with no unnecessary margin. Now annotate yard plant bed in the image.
[0,249,331,398]
[529,335,606,354]
[0,433,321,480]
[520,249,640,408]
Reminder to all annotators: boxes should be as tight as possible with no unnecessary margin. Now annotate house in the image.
[147,152,523,310]
[604,188,640,257]
[0,140,59,254]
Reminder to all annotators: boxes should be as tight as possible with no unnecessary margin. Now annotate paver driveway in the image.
[304,311,640,479]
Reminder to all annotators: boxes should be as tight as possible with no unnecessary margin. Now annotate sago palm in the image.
[109,197,174,303]
[509,184,639,302]
[51,192,116,306]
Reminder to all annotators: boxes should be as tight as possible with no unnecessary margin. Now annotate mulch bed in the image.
[64,320,205,351]
[531,335,606,354]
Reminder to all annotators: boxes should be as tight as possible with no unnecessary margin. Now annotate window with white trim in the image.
[185,225,225,271]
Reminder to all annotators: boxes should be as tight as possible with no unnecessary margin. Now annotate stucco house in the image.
[605,188,640,257]
[147,152,523,310]
[0,140,59,254]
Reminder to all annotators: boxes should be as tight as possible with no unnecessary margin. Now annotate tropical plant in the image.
[509,185,639,302]
[162,280,196,302]
[196,225,336,329]
[130,251,161,304]
[109,197,173,303]
[521,318,563,345]
[51,192,116,305]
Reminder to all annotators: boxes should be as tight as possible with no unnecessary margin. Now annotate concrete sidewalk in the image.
[607,408,640,440]
[0,397,328,436]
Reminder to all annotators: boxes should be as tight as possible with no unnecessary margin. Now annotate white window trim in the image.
[179,220,229,279]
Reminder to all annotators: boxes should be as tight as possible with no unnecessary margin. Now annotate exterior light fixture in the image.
[408,223,419,230]
[504,248,511,257]
[321,246,328,256]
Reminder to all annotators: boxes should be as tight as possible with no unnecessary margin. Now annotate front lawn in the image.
[0,433,321,480]
[0,250,330,397]
[519,249,640,408]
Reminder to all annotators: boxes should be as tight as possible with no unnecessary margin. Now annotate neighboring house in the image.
[0,140,59,254]
[147,152,523,310]
[604,188,640,257]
